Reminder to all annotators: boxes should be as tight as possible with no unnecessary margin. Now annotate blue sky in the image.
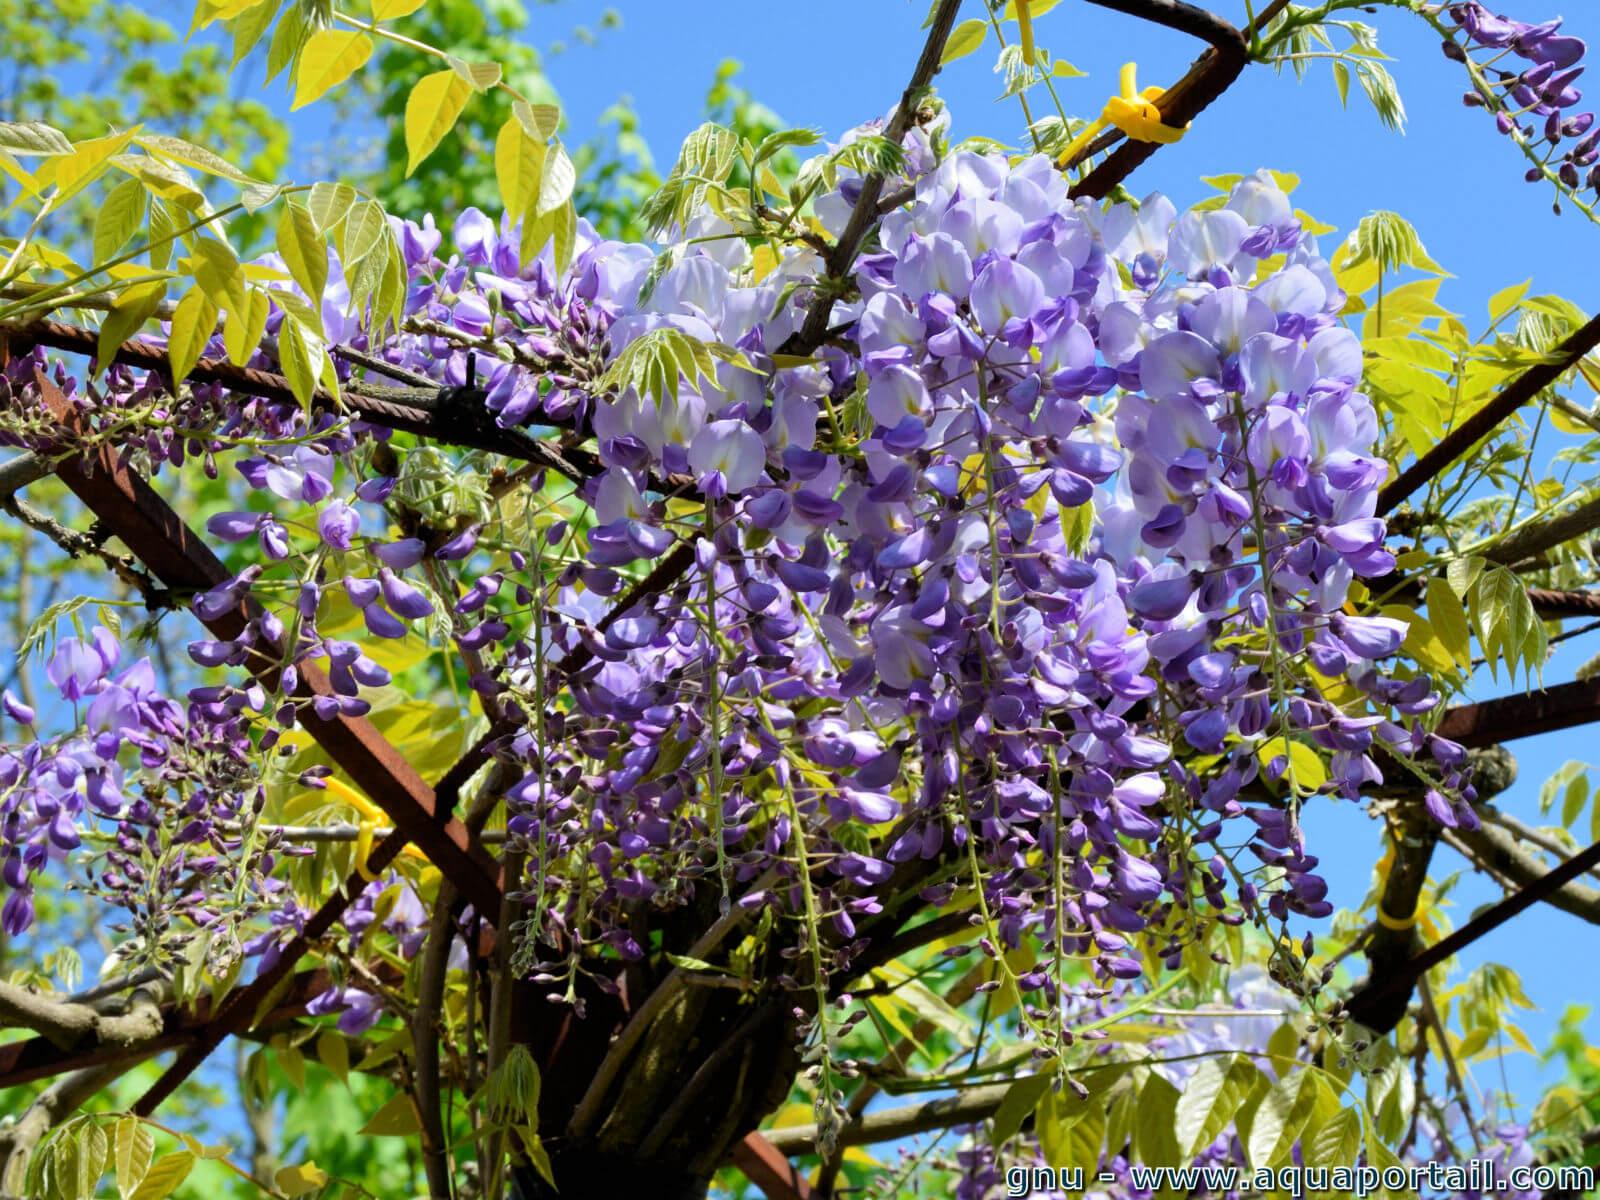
[53,0,1596,1119]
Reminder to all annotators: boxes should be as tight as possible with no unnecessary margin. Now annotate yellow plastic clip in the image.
[1058,62,1190,166]
[354,819,381,883]
[1374,903,1418,931]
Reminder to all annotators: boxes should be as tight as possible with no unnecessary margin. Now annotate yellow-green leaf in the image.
[359,1091,422,1136]
[1248,1071,1320,1169]
[114,1118,154,1200]
[45,128,140,202]
[137,133,256,184]
[278,315,323,411]
[1176,1054,1261,1158]
[372,0,426,17]
[168,288,219,383]
[941,17,988,64]
[276,200,328,307]
[127,1151,194,1200]
[513,100,560,140]
[223,286,269,366]
[98,281,167,369]
[520,199,575,275]
[495,117,545,220]
[274,1163,328,1198]
[536,139,574,216]
[1256,736,1327,794]
[1425,576,1471,669]
[405,68,472,175]
[449,56,501,92]
[94,177,148,265]
[292,30,373,110]
[0,119,73,156]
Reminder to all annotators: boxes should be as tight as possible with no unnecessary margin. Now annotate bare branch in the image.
[1068,1,1249,200]
[763,1080,1015,1154]
[0,980,162,1052]
[786,0,966,354]
[1378,312,1600,516]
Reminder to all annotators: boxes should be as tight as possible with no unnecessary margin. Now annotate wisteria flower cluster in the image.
[1443,2,1600,193]
[0,123,1471,1088]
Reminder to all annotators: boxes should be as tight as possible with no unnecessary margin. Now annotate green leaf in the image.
[404,68,473,175]
[274,1163,328,1197]
[372,0,426,17]
[292,29,374,110]
[265,2,311,82]
[1037,1085,1105,1173]
[0,120,73,156]
[167,288,218,383]
[127,1151,194,1200]
[1562,769,1589,829]
[229,0,282,66]
[93,177,148,265]
[1175,1054,1262,1159]
[595,326,719,408]
[359,1092,422,1137]
[941,18,988,64]
[317,1030,350,1084]
[1247,1070,1320,1169]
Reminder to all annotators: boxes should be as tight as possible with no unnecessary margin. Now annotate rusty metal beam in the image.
[1436,677,1600,748]
[36,373,503,920]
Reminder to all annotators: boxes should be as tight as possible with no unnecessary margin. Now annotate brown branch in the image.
[0,981,163,1053]
[1341,833,1600,1030]
[1378,312,1600,516]
[1444,821,1600,925]
[3,317,587,481]
[1484,491,1600,570]
[787,0,966,354]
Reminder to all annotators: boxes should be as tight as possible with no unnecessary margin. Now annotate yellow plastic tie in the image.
[1057,62,1189,166]
[1375,903,1418,932]
[311,775,427,869]
[1016,0,1037,70]
[354,819,381,883]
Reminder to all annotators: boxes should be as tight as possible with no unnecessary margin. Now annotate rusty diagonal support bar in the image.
[18,372,507,1115]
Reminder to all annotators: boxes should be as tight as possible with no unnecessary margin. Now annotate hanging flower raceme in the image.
[0,111,1470,1069]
